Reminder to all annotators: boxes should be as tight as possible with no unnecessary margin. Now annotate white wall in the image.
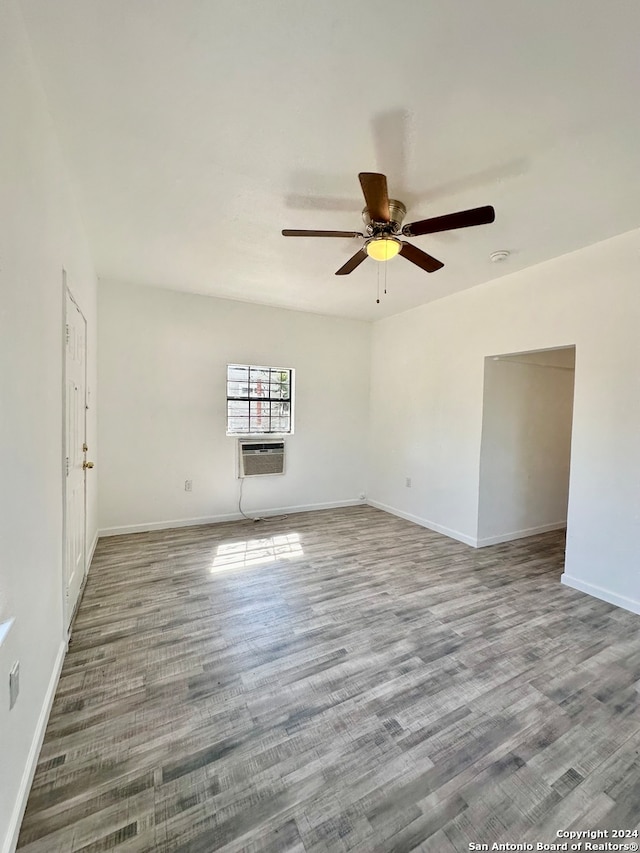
[477,350,575,545]
[0,2,98,850]
[369,228,640,614]
[98,281,370,533]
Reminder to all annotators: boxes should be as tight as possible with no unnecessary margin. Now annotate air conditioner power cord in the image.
[238,476,288,523]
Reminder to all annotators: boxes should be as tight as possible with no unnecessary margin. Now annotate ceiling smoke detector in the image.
[490,250,510,262]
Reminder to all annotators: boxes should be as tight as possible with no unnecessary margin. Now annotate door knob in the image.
[83,461,94,470]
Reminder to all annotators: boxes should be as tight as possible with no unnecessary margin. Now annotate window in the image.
[226,364,293,435]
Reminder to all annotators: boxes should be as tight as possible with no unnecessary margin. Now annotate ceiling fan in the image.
[282,172,495,275]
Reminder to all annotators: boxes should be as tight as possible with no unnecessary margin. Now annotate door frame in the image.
[62,270,89,634]
[477,344,576,551]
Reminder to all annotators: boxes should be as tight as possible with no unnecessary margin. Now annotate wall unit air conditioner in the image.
[238,440,285,478]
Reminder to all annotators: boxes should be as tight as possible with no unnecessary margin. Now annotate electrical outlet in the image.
[9,661,19,710]
[405,477,412,488]
[184,480,193,492]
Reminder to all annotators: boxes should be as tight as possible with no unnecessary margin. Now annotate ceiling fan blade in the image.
[399,242,444,273]
[402,205,495,237]
[282,229,363,238]
[358,172,390,222]
[335,249,368,276]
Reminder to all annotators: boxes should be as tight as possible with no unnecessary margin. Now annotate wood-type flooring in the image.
[17,506,640,852]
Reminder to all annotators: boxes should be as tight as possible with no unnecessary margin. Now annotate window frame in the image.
[226,363,294,436]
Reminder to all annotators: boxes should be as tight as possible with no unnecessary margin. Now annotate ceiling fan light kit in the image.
[282,172,495,278]
[366,237,401,261]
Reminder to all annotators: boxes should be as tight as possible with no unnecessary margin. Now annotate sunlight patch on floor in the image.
[211,533,303,573]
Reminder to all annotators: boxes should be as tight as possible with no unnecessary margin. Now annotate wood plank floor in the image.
[17,506,640,852]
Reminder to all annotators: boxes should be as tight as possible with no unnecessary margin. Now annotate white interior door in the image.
[64,289,88,629]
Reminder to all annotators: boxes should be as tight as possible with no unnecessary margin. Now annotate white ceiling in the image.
[19,0,640,321]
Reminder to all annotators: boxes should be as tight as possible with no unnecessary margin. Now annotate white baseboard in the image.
[561,574,640,616]
[87,529,99,567]
[367,506,567,549]
[68,530,99,635]
[476,521,567,548]
[98,499,365,538]
[3,640,67,853]
[366,500,477,547]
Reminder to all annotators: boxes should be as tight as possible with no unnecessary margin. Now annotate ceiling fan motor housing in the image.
[362,199,407,234]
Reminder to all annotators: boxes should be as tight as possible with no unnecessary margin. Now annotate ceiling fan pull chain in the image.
[384,258,388,295]
[376,262,380,304]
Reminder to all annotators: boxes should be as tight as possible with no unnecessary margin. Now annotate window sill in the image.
[227,433,293,438]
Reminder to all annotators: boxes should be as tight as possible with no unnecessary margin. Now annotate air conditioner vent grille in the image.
[238,441,285,477]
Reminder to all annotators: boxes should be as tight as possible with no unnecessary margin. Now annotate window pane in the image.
[249,383,268,398]
[228,365,248,384]
[269,381,290,400]
[227,381,248,398]
[228,400,248,417]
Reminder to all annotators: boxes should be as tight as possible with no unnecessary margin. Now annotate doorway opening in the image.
[477,346,576,567]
